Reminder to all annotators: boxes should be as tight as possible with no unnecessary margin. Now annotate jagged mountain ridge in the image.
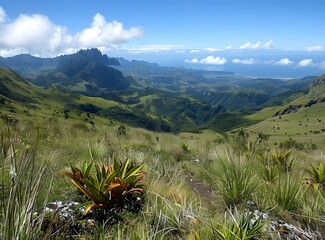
[0,49,314,105]
[0,48,129,91]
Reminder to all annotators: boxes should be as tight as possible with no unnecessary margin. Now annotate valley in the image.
[0,49,323,147]
[0,49,325,239]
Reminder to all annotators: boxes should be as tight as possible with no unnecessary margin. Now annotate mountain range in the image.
[0,48,323,137]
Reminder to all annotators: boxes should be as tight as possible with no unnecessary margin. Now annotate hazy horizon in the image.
[0,0,324,78]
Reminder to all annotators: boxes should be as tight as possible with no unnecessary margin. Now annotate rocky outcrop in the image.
[34,201,120,237]
[274,105,302,116]
[251,208,323,240]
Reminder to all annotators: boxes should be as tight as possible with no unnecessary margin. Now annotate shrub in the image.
[181,142,190,153]
[272,149,295,172]
[279,138,317,151]
[304,163,325,190]
[262,163,279,183]
[117,125,126,136]
[60,158,145,215]
[273,174,302,211]
[208,156,257,206]
[212,208,267,240]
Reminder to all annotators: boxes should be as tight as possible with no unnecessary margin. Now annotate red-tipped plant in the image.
[60,158,145,215]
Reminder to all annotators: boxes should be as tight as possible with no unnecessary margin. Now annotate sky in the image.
[0,0,325,77]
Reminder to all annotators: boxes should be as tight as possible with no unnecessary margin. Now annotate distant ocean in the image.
[111,50,325,78]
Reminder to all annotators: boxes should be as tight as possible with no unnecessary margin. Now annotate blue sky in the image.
[0,0,324,77]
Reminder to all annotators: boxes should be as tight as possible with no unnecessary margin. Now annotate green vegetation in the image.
[60,159,145,215]
[1,114,324,239]
[1,56,325,238]
[305,163,325,190]
[212,208,266,240]
[206,155,257,206]
[247,84,325,149]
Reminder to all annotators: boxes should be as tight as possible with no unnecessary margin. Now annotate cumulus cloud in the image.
[232,58,256,65]
[185,56,227,65]
[185,58,199,63]
[0,7,143,57]
[0,13,71,56]
[75,13,143,48]
[264,40,273,49]
[275,58,293,65]
[298,59,313,67]
[239,40,273,50]
[199,56,227,65]
[205,47,222,52]
[306,45,323,52]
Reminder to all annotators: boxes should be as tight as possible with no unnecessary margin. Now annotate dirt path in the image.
[185,175,218,207]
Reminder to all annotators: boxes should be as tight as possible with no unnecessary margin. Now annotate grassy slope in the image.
[246,85,325,149]
[1,111,325,239]
[1,68,325,238]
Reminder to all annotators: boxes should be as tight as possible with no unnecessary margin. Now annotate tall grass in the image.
[0,119,324,238]
[212,208,267,240]
[0,130,52,239]
[274,174,303,212]
[206,152,257,206]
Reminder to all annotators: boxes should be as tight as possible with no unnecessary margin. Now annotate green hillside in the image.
[1,66,325,239]
[0,68,223,133]
[0,67,40,104]
[247,83,325,149]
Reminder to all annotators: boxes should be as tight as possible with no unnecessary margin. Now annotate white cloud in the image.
[0,7,143,57]
[199,56,227,65]
[274,58,293,65]
[0,6,6,23]
[127,44,185,53]
[232,58,256,65]
[225,45,233,50]
[0,14,71,56]
[205,47,222,52]
[306,45,323,52]
[185,58,199,63]
[185,56,227,65]
[239,42,259,50]
[264,40,273,49]
[75,13,143,48]
[298,59,313,67]
[190,49,200,53]
[239,40,273,50]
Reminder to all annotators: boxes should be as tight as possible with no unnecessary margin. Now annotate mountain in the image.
[113,57,313,111]
[0,67,40,105]
[0,49,317,134]
[0,67,224,132]
[0,48,129,92]
[0,48,120,74]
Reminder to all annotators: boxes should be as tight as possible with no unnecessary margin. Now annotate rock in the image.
[246,200,257,207]
[33,201,119,237]
[33,201,89,236]
[34,197,144,237]
[250,209,323,240]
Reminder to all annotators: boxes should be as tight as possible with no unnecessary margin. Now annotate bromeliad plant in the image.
[212,208,267,240]
[60,158,145,215]
[272,149,295,172]
[304,163,325,190]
